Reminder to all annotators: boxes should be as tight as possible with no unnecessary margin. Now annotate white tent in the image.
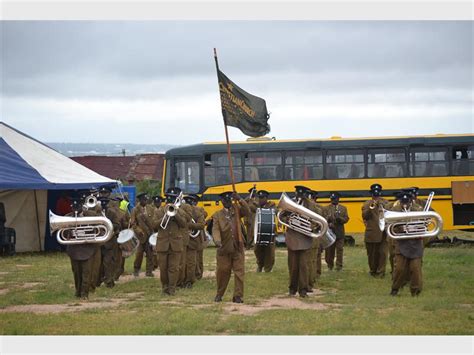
[0,122,118,252]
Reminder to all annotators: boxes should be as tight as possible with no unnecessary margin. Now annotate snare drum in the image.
[117,229,139,258]
[148,232,158,252]
[254,208,276,246]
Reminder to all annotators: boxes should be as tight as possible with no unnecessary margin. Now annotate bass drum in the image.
[254,208,276,246]
[117,229,139,258]
[320,228,336,249]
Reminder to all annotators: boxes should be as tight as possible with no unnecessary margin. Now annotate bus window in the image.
[174,160,201,193]
[244,152,282,181]
[367,148,406,178]
[204,153,242,186]
[326,150,364,179]
[284,151,323,180]
[453,146,474,175]
[410,147,448,177]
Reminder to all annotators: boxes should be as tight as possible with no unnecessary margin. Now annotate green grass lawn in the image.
[0,234,473,335]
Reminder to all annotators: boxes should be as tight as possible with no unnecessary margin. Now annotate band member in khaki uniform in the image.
[131,193,155,277]
[212,191,250,303]
[252,190,277,273]
[113,196,130,280]
[65,198,100,300]
[306,190,323,291]
[282,186,317,298]
[97,196,122,288]
[324,192,349,271]
[153,187,189,295]
[244,186,258,249]
[80,191,103,292]
[390,192,425,296]
[195,198,209,280]
[183,194,206,288]
[177,197,193,288]
[151,195,164,270]
[362,183,389,278]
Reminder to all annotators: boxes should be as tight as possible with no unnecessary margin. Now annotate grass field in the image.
[0,234,473,335]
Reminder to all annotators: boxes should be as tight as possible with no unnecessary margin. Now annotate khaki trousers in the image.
[308,246,319,289]
[216,251,245,298]
[325,238,344,270]
[133,241,153,274]
[90,247,102,291]
[158,250,181,294]
[365,240,388,276]
[392,254,423,294]
[185,248,197,285]
[288,248,310,294]
[254,244,275,272]
[177,247,187,286]
[195,249,204,280]
[70,257,94,298]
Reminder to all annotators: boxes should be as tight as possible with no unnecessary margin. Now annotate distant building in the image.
[72,154,164,184]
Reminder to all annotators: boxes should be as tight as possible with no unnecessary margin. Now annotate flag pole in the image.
[213,48,244,247]
[213,48,237,192]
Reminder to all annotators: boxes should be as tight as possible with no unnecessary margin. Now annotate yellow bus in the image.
[162,134,474,233]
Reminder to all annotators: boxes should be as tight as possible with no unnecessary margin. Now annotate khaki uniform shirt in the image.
[130,204,154,243]
[212,200,250,255]
[283,197,318,251]
[389,202,424,258]
[362,198,389,243]
[324,203,349,239]
[153,205,188,252]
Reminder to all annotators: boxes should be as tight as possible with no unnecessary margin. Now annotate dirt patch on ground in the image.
[0,289,8,295]
[19,282,44,289]
[223,293,340,316]
[16,264,32,268]
[202,270,216,278]
[0,272,10,276]
[0,292,142,314]
[116,271,160,283]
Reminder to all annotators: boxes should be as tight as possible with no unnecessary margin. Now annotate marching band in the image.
[50,182,443,302]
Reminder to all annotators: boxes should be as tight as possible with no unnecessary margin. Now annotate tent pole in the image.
[33,190,42,251]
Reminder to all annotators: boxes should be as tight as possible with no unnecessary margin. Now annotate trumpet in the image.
[160,192,183,229]
[277,192,328,239]
[49,210,113,245]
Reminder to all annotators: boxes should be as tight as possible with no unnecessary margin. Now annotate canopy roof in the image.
[0,122,117,190]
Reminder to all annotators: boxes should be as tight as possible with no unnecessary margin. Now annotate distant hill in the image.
[47,142,179,157]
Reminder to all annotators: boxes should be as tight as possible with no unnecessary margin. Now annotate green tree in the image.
[135,179,162,197]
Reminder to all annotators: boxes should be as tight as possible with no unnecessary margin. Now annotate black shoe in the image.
[185,282,193,289]
[299,290,308,298]
[257,266,263,273]
[105,282,115,288]
[232,296,244,304]
[390,289,398,296]
[133,270,140,277]
[289,289,297,296]
[307,288,314,293]
[411,289,421,297]
[145,272,154,277]
[214,295,222,302]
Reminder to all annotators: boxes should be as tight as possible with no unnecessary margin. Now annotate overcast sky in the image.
[1,21,473,144]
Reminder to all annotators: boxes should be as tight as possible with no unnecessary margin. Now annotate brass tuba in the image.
[277,192,328,239]
[49,210,114,245]
[380,192,443,239]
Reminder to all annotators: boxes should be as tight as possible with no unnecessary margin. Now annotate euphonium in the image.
[83,194,98,210]
[49,210,114,245]
[160,192,184,229]
[380,192,443,239]
[277,192,328,239]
